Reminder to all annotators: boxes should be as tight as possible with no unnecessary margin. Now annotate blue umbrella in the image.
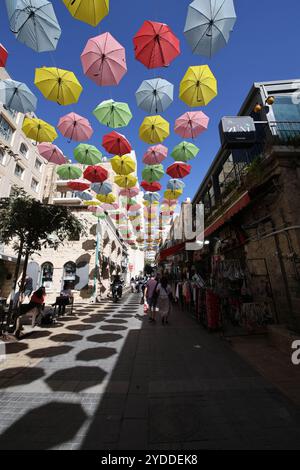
[6,0,61,52]
[136,78,174,114]
[0,79,37,113]
[184,0,237,58]
[91,181,113,195]
[167,179,186,191]
[76,191,93,201]
[144,192,160,203]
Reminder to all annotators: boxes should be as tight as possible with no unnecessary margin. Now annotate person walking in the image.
[144,274,159,323]
[130,277,136,293]
[156,277,173,325]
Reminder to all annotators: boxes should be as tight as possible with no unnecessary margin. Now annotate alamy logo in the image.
[0,340,5,365]
[291,340,300,365]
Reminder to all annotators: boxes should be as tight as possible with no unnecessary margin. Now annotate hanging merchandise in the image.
[34,67,83,106]
[62,0,109,27]
[56,164,82,180]
[166,161,191,179]
[0,79,37,113]
[179,65,217,107]
[57,113,93,142]
[142,164,165,183]
[175,111,209,139]
[22,117,57,143]
[111,155,136,175]
[139,116,170,144]
[136,78,174,114]
[93,99,132,128]
[74,144,102,166]
[102,131,131,156]
[84,165,108,183]
[171,141,199,162]
[37,143,65,165]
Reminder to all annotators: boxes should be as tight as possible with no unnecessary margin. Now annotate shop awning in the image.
[158,242,185,262]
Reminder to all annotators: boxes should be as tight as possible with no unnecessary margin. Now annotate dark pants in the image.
[56,297,70,314]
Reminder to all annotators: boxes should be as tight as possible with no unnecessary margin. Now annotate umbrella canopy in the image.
[101,202,118,211]
[114,175,137,189]
[6,0,61,52]
[102,131,131,156]
[62,0,109,27]
[167,162,191,179]
[171,141,199,162]
[0,79,37,113]
[22,117,57,143]
[179,65,217,107]
[111,155,136,176]
[37,143,65,165]
[76,191,93,201]
[175,111,209,139]
[84,165,108,183]
[144,192,160,203]
[162,198,178,206]
[68,179,90,191]
[139,115,169,144]
[57,164,82,180]
[93,99,132,128]
[57,112,93,142]
[143,199,159,207]
[0,44,8,68]
[74,144,102,166]
[184,0,237,58]
[83,200,100,207]
[91,181,112,195]
[164,189,183,200]
[133,20,180,69]
[136,78,173,114]
[128,203,142,212]
[167,179,186,191]
[142,164,165,183]
[119,187,139,197]
[140,181,162,192]
[34,67,83,106]
[96,193,116,204]
[81,32,127,86]
[143,144,168,165]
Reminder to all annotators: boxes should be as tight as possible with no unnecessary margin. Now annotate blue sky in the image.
[1,0,300,201]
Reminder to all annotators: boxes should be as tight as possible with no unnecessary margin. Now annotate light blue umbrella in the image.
[136,78,174,114]
[0,79,37,113]
[144,192,160,203]
[184,0,237,58]
[91,181,113,195]
[76,191,93,201]
[167,179,186,191]
[6,0,61,52]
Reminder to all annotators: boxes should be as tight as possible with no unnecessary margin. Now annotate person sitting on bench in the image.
[15,287,46,337]
[55,283,73,315]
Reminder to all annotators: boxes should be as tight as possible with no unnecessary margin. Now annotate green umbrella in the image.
[74,144,102,165]
[57,164,82,180]
[93,99,132,128]
[171,141,199,162]
[142,164,165,183]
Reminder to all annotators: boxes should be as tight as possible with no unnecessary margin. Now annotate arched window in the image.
[63,262,76,289]
[41,262,54,289]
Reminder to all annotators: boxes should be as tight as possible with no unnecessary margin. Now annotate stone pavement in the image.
[0,294,299,450]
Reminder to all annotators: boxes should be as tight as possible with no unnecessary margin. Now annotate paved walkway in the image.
[0,294,299,450]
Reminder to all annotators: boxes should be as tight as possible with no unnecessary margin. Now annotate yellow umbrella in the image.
[22,117,57,143]
[143,200,159,207]
[139,115,170,144]
[111,155,136,176]
[179,65,217,107]
[164,189,182,200]
[96,193,116,204]
[63,0,109,27]
[35,67,83,106]
[83,200,101,206]
[115,175,137,189]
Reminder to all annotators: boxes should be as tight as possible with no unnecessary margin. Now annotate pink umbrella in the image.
[58,112,93,142]
[174,111,209,139]
[162,199,178,206]
[101,202,119,211]
[81,32,127,86]
[119,187,139,197]
[37,143,66,165]
[142,144,168,165]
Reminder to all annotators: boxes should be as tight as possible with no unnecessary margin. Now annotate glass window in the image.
[63,262,77,289]
[0,115,14,143]
[19,143,28,157]
[31,178,39,192]
[41,262,54,289]
[0,149,6,165]
[14,163,24,179]
[35,158,42,171]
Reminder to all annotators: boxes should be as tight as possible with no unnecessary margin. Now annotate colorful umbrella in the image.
[179,65,217,107]
[144,192,160,203]
[167,179,186,191]
[57,112,93,142]
[83,200,100,207]
[22,117,57,143]
[93,99,132,128]
[6,0,61,52]
[68,180,90,191]
[0,44,8,68]
[174,111,209,139]
[76,191,93,201]
[115,175,137,189]
[171,141,199,162]
[81,32,127,86]
[84,165,108,183]
[57,164,82,180]
[91,181,112,195]
[62,0,109,27]
[136,78,173,114]
[102,131,131,156]
[128,203,142,212]
[142,144,168,165]
[142,164,165,183]
[164,189,182,200]
[34,67,83,106]
[143,200,159,207]
[133,20,180,69]
[162,198,178,206]
[140,181,162,192]
[37,143,65,165]
[184,0,237,58]
[96,193,116,204]
[74,144,102,166]
[0,79,37,113]
[119,187,139,197]
[101,202,118,211]
[167,162,191,179]
[111,155,136,176]
[139,116,169,144]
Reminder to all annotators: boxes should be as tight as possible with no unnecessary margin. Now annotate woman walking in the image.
[156,277,173,325]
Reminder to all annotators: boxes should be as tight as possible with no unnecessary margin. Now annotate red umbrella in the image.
[166,162,191,179]
[84,165,108,183]
[102,131,132,156]
[0,44,8,68]
[133,20,180,69]
[141,181,162,192]
[68,179,91,191]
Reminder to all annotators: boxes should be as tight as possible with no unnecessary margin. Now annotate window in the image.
[63,262,77,289]
[14,163,24,179]
[0,115,14,142]
[35,158,42,171]
[41,262,54,289]
[31,178,39,192]
[19,143,28,157]
[0,149,6,165]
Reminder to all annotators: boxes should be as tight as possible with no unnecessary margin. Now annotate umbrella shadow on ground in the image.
[100,325,128,332]
[86,333,123,344]
[0,367,44,389]
[104,319,128,324]
[0,402,87,450]
[82,239,96,251]
[67,324,95,332]
[76,347,117,362]
[27,345,73,359]
[82,316,108,324]
[45,366,107,392]
[113,314,133,319]
[49,333,84,343]
[20,330,52,340]
[5,343,28,354]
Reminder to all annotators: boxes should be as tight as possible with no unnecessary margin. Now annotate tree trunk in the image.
[19,251,30,293]
[8,240,24,314]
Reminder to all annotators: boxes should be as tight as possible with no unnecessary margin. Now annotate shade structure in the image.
[133,20,180,69]
[91,181,112,195]
[167,162,191,179]
[81,32,127,86]
[136,78,173,114]
[68,179,90,191]
[96,193,116,204]
[114,175,137,189]
[102,131,131,156]
[139,115,170,144]
[111,155,136,176]
[167,179,186,191]
[140,181,162,192]
[0,44,8,68]
[63,0,109,26]
[57,164,82,180]
[57,112,93,142]
[22,117,57,143]
[84,165,108,183]
[93,99,132,128]
[180,65,217,107]
[119,187,139,197]
[74,144,102,165]
[76,191,93,201]
[184,0,237,58]
[34,67,83,106]
[0,79,37,113]
[171,141,199,162]
[6,0,61,52]
[144,192,160,203]
[175,111,209,139]
[142,144,168,165]
[37,143,65,165]
[164,189,183,200]
[142,164,164,183]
